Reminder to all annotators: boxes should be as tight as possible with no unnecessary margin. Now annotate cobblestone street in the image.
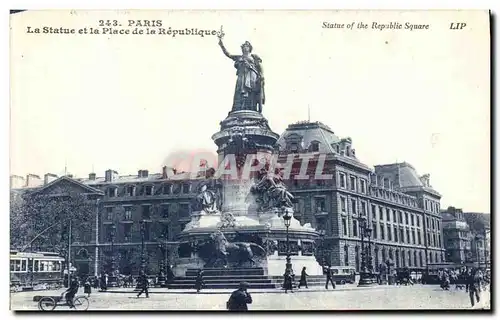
[10,284,490,311]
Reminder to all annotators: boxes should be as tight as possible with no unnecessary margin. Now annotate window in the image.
[380,207,385,220]
[360,201,367,216]
[144,185,153,196]
[437,234,441,248]
[344,246,349,266]
[179,203,190,218]
[412,229,416,245]
[142,205,151,219]
[182,183,190,194]
[372,222,377,239]
[124,207,132,220]
[404,212,409,225]
[106,207,113,220]
[386,209,391,221]
[315,198,326,213]
[393,226,399,242]
[387,226,392,241]
[371,204,377,220]
[406,228,411,244]
[341,197,347,213]
[360,179,367,194]
[161,205,169,218]
[310,142,320,152]
[426,217,430,228]
[339,173,346,188]
[123,224,132,241]
[107,187,117,197]
[398,211,403,223]
[400,227,405,243]
[410,214,414,226]
[127,185,136,196]
[416,216,420,227]
[353,220,359,237]
[393,210,397,222]
[163,184,171,195]
[342,218,348,236]
[437,220,440,230]
[351,199,357,215]
[380,223,385,240]
[350,176,357,191]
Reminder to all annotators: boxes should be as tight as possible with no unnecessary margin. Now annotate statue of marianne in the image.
[217,27,265,113]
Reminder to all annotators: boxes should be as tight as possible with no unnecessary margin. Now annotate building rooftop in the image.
[276,121,341,154]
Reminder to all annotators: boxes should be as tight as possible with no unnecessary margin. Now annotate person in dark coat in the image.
[195,270,204,293]
[62,276,79,309]
[466,268,481,307]
[136,271,150,298]
[83,277,92,297]
[167,265,175,284]
[298,267,309,289]
[100,273,108,291]
[325,266,336,289]
[227,282,252,311]
[283,269,294,293]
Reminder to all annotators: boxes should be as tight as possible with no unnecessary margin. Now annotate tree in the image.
[463,212,490,234]
[10,191,96,259]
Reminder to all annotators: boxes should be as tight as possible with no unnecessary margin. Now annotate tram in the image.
[10,250,65,291]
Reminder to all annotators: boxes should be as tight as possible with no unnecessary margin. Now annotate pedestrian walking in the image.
[136,271,150,298]
[325,266,336,289]
[195,270,204,293]
[466,268,481,308]
[99,273,108,292]
[83,277,92,297]
[298,267,308,289]
[283,269,294,293]
[226,281,252,311]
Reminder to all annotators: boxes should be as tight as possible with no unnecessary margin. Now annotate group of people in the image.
[439,267,489,307]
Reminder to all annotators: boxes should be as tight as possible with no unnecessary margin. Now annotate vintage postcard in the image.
[9,9,491,311]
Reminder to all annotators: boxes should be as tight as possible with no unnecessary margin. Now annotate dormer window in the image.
[182,183,190,194]
[107,187,117,198]
[289,142,299,153]
[127,185,136,197]
[163,184,171,195]
[309,141,320,152]
[144,185,153,196]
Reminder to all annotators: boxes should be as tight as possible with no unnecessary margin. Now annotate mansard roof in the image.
[277,121,341,154]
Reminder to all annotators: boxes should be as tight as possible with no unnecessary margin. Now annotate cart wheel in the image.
[38,297,56,311]
[340,280,346,285]
[74,297,89,311]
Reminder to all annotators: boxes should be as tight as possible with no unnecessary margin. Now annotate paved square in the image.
[10,284,490,311]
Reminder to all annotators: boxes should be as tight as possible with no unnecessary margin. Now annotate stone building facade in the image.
[11,120,446,276]
[276,121,445,272]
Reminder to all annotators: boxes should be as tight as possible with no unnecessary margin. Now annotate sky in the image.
[9,10,490,212]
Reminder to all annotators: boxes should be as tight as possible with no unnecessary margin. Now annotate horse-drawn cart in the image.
[33,294,89,311]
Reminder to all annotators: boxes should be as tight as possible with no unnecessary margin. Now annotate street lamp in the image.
[157,240,167,287]
[474,235,481,269]
[357,216,375,287]
[283,209,293,275]
[140,220,147,274]
[110,224,117,287]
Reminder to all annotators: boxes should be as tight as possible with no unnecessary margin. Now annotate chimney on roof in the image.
[138,170,149,178]
[420,174,430,187]
[26,174,42,188]
[89,173,96,181]
[162,166,168,179]
[10,175,25,189]
[44,173,58,185]
[105,169,118,182]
